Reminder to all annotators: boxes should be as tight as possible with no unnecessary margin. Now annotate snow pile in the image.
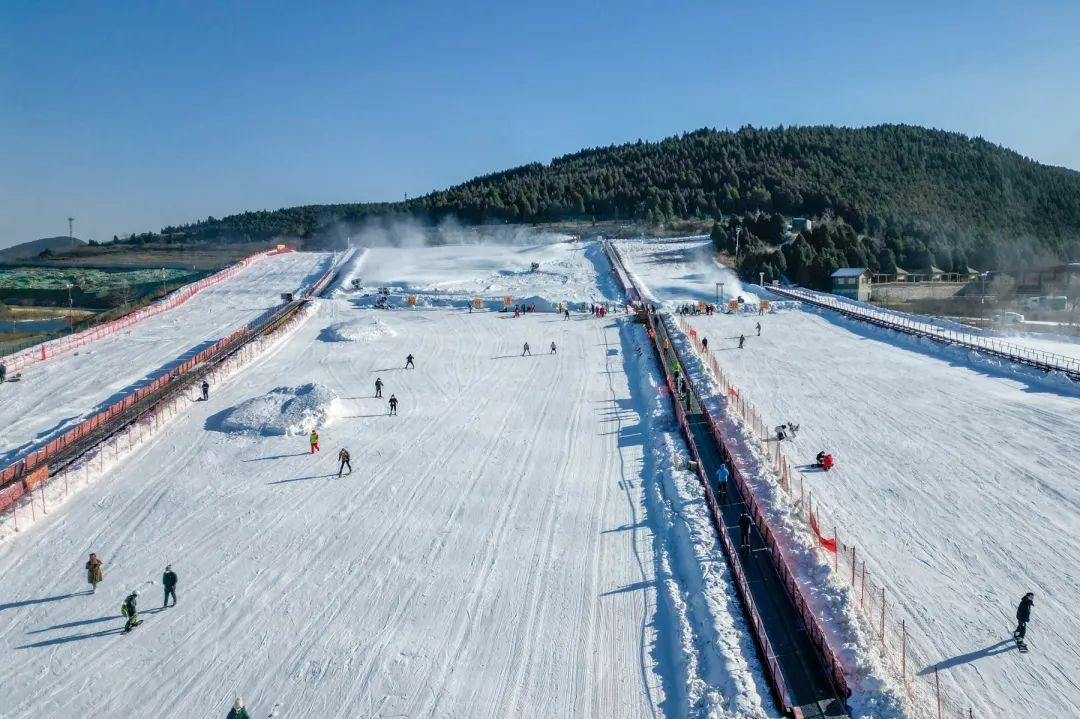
[320,318,396,342]
[219,383,341,436]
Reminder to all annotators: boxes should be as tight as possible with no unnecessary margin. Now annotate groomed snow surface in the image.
[0,241,779,719]
[619,239,1080,719]
[0,251,332,468]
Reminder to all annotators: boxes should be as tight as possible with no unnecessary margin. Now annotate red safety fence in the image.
[677,315,978,719]
[0,251,270,374]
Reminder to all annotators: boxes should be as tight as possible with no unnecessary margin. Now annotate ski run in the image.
[1,237,1077,718]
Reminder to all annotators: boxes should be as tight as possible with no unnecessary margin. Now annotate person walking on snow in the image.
[375,377,383,398]
[716,463,730,501]
[739,511,753,549]
[227,696,251,719]
[702,337,709,351]
[522,342,531,356]
[550,342,557,354]
[337,448,352,476]
[201,380,210,401]
[738,334,745,349]
[162,565,177,608]
[755,322,761,337]
[121,590,140,632]
[86,553,103,593]
[1014,592,1034,641]
[309,430,320,454]
[405,354,415,369]
[388,395,398,416]
[564,309,570,320]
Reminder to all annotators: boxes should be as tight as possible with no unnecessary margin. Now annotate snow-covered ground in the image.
[0,260,777,719]
[341,240,619,310]
[657,302,1080,716]
[613,238,756,307]
[0,252,330,468]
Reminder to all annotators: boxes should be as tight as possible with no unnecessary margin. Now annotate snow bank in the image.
[219,383,341,436]
[319,318,396,342]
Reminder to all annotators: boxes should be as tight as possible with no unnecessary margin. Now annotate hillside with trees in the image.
[115,125,1080,282]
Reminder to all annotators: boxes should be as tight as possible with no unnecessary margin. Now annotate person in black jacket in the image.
[374,378,383,398]
[201,380,210,401]
[739,512,753,549]
[163,565,178,608]
[1014,592,1034,640]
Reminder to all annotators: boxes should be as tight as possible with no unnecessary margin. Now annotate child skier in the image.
[309,430,320,454]
[121,590,140,632]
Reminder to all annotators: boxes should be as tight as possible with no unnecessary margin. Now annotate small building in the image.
[965,267,981,282]
[791,217,813,233]
[926,265,945,282]
[831,267,872,301]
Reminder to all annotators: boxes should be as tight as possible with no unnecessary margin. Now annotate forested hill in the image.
[136,125,1080,270]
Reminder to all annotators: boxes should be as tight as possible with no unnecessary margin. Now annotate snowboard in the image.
[1013,632,1029,653]
[123,620,144,633]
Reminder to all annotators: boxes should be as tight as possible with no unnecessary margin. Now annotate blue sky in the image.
[2,0,1078,247]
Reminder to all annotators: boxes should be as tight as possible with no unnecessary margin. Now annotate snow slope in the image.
[341,240,619,309]
[613,238,755,306]
[0,252,331,467]
[0,297,774,718]
[679,306,1080,719]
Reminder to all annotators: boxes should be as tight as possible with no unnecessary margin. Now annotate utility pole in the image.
[68,217,75,248]
[65,283,74,332]
[760,271,765,288]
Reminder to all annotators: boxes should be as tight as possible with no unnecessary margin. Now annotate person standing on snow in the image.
[755,322,761,337]
[1014,592,1034,641]
[337,448,352,476]
[738,334,745,349]
[227,696,251,719]
[522,342,531,356]
[162,565,178,608]
[564,309,570,320]
[716,463,730,501]
[309,430,320,454]
[121,590,140,632]
[375,378,383,398]
[388,395,398,416]
[702,337,709,351]
[405,354,415,369]
[86,553,103,593]
[739,511,753,549]
[550,342,557,355]
[201,380,210,401]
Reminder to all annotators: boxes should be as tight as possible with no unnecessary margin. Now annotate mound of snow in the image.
[220,383,341,436]
[321,318,396,342]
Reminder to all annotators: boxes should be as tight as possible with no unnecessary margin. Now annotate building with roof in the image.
[831,267,872,301]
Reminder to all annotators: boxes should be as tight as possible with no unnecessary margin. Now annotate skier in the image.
[86,552,103,593]
[702,337,709,351]
[716,463,730,501]
[756,322,761,337]
[162,565,177,608]
[0,364,5,382]
[564,309,570,320]
[309,429,320,454]
[337,448,352,476]
[739,511,753,549]
[121,590,140,632]
[814,452,834,471]
[388,394,398,416]
[550,341,557,355]
[227,696,251,719]
[1014,592,1034,642]
[201,380,210,401]
[375,377,383,398]
[405,354,415,369]
[738,334,745,349]
[522,342,531,356]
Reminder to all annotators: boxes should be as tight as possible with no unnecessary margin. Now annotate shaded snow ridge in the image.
[220,383,342,436]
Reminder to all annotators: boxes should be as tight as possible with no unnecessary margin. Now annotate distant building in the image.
[831,267,872,301]
[791,217,812,233]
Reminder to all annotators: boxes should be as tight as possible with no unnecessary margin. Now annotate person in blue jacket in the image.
[716,463,730,501]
